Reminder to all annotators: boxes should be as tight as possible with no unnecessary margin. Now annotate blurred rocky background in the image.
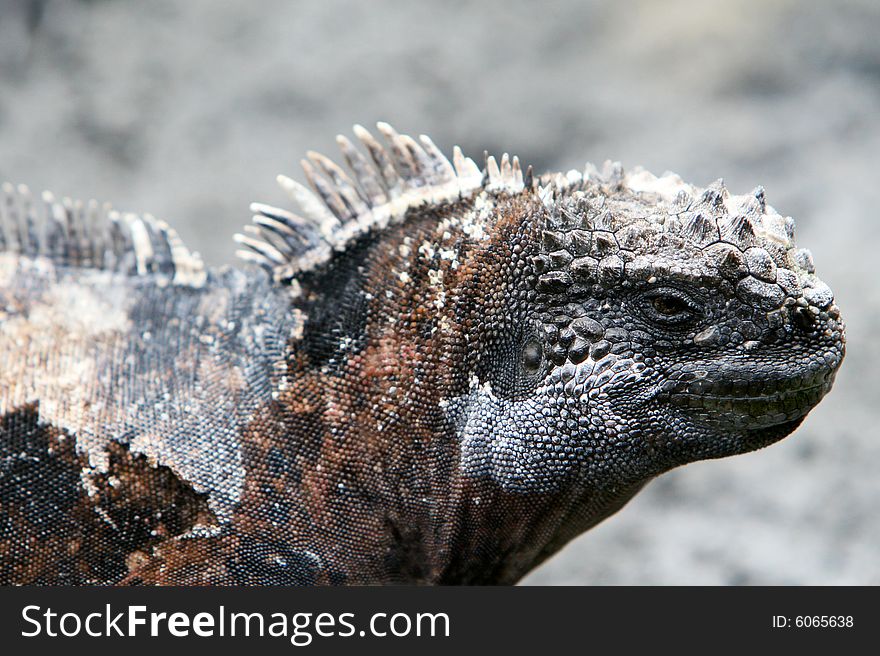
[1,0,876,584]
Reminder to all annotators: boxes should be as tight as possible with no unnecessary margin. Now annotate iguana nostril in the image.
[793,306,816,331]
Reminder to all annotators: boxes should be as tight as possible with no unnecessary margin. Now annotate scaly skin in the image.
[0,124,844,584]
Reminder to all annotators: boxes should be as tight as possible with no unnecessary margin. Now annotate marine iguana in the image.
[0,123,845,585]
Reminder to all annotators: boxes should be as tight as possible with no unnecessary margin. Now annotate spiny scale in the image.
[0,182,205,287]
[235,122,525,284]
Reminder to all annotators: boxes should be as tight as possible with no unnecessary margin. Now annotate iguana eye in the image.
[521,339,544,374]
[651,295,689,316]
[641,288,700,325]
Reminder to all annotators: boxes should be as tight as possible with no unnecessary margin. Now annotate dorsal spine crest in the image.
[0,182,206,287]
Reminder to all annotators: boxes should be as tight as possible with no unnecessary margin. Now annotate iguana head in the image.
[446,164,845,493]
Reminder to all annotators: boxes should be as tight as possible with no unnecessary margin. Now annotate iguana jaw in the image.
[662,370,839,431]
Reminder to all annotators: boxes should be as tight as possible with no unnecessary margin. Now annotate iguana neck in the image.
[228,207,643,583]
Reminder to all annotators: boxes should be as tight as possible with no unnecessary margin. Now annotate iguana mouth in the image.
[660,375,836,429]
